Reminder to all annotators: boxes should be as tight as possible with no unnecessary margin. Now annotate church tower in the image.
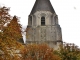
[26,0,63,49]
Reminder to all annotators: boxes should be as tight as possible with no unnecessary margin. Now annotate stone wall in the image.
[26,11,62,50]
[26,25,62,49]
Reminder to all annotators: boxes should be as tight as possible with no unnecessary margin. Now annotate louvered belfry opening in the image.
[41,16,45,26]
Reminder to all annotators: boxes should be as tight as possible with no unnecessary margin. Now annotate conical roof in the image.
[30,0,55,14]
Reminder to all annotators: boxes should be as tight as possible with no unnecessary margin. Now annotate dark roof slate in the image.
[30,0,55,14]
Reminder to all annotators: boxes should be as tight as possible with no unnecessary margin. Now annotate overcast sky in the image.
[0,0,80,47]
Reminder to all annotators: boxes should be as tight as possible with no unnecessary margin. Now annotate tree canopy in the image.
[0,6,80,60]
[21,44,61,60]
[0,6,23,60]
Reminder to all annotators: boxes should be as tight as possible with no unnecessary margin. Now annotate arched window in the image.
[41,16,45,26]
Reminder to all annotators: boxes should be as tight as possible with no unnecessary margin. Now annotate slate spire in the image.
[30,0,55,14]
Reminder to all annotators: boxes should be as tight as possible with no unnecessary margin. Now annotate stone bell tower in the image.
[26,0,63,49]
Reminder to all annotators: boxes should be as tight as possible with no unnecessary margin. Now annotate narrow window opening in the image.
[41,17,45,26]
[30,16,32,25]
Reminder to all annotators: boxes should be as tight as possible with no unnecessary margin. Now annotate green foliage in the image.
[57,42,80,60]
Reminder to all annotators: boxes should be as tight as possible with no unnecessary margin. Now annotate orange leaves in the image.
[0,6,11,31]
[0,6,23,60]
[21,44,61,60]
[5,16,22,40]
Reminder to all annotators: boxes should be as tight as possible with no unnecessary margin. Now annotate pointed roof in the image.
[30,0,55,14]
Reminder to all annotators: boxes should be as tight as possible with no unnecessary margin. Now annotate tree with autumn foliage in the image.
[0,6,11,31]
[0,6,11,59]
[0,6,23,60]
[21,43,61,60]
[6,16,22,41]
[56,42,80,60]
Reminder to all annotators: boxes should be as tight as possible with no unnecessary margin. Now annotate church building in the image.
[26,0,63,50]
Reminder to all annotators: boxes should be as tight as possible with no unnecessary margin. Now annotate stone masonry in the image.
[26,0,63,50]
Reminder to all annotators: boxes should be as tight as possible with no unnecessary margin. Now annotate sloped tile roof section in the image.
[30,0,55,14]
